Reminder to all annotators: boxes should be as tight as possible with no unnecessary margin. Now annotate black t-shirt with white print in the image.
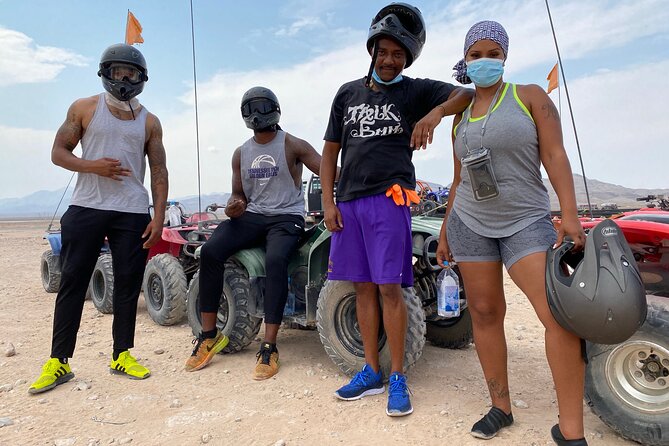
[324,76,455,202]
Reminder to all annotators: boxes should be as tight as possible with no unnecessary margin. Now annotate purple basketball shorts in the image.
[328,192,413,287]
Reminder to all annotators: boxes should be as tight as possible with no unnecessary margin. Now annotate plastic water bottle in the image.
[437,265,460,317]
[167,202,181,226]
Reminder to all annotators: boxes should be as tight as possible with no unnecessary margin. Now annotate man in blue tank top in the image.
[320,3,473,417]
[29,44,168,394]
[185,87,324,380]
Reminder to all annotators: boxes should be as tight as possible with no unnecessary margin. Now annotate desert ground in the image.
[0,219,638,446]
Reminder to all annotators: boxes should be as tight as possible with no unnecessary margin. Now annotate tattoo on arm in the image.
[56,107,84,151]
[146,117,169,189]
[542,101,560,122]
[486,378,509,399]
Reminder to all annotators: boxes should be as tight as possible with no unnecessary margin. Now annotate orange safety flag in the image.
[546,62,559,94]
[125,11,144,45]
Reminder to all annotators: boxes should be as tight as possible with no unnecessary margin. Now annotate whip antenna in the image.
[545,0,593,217]
[47,173,75,231]
[189,0,203,216]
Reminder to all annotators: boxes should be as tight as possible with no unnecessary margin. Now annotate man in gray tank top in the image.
[185,87,324,380]
[29,44,168,395]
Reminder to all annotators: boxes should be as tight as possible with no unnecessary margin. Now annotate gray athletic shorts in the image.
[446,210,557,270]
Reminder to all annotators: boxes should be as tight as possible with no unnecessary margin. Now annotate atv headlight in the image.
[187,232,201,242]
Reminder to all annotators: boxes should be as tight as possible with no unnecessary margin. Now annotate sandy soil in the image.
[0,220,637,446]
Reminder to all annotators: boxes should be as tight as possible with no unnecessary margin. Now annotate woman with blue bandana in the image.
[436,21,588,445]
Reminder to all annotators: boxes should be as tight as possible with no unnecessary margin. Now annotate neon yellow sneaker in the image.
[109,351,151,379]
[28,358,74,394]
[185,331,229,372]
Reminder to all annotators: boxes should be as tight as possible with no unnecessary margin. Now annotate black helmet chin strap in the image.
[128,101,136,120]
[365,44,379,88]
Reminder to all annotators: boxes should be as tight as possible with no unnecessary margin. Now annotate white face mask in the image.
[104,92,140,112]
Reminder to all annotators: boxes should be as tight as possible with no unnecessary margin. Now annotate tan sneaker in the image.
[252,342,279,380]
[185,331,229,372]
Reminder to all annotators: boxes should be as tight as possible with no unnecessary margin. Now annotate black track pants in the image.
[51,206,150,358]
[199,212,304,324]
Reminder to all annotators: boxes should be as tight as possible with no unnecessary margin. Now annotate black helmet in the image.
[366,2,426,68]
[240,86,281,131]
[97,44,148,101]
[545,219,647,344]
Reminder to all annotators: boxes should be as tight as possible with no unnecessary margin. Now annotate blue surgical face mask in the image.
[372,69,403,85]
[466,58,504,87]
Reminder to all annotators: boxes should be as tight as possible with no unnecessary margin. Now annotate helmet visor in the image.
[101,63,144,84]
[241,99,279,117]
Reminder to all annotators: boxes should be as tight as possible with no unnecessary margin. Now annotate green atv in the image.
[187,216,472,377]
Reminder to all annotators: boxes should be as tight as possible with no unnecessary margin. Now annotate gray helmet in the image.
[97,44,148,101]
[240,86,281,131]
[366,2,426,68]
[546,219,647,344]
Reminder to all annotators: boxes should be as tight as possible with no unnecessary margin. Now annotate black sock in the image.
[51,357,68,364]
[113,349,126,361]
[202,329,218,339]
[261,342,277,353]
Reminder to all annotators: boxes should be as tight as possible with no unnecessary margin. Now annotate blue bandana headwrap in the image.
[453,20,509,84]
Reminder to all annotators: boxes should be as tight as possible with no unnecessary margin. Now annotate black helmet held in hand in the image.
[240,86,281,131]
[98,43,148,101]
[545,219,647,345]
[366,2,426,68]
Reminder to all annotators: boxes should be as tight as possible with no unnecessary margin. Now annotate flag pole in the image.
[189,0,203,216]
[545,0,593,217]
[125,9,129,44]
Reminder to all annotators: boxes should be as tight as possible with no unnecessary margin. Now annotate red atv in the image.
[40,203,224,326]
[573,203,669,446]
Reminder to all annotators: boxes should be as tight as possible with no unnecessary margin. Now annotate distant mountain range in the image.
[0,189,230,219]
[0,174,667,218]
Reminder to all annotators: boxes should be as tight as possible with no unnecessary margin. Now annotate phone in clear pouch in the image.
[461,147,499,201]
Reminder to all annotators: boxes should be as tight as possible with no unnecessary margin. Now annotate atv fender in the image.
[231,247,266,278]
[45,232,62,256]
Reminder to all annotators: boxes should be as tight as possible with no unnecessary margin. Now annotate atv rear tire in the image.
[426,308,473,349]
[41,250,61,293]
[187,261,262,353]
[90,254,114,314]
[142,254,187,326]
[316,280,426,378]
[584,296,669,446]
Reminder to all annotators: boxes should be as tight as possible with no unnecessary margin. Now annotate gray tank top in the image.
[453,83,550,237]
[71,93,150,214]
[240,130,305,218]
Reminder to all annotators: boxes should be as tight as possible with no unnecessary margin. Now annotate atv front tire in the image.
[585,296,669,446]
[426,308,473,349]
[41,250,61,293]
[90,254,114,314]
[142,254,187,326]
[316,280,426,378]
[187,261,262,353]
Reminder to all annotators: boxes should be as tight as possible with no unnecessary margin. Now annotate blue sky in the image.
[1,0,668,200]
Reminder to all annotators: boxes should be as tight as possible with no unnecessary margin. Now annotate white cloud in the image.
[0,27,88,86]
[0,125,72,198]
[275,17,323,37]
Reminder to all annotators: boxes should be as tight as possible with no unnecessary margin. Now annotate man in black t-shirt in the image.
[319,3,472,417]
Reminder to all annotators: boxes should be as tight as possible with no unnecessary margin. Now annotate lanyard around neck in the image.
[462,82,504,154]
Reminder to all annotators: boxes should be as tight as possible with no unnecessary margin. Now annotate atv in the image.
[40,203,224,327]
[186,215,472,377]
[578,207,669,446]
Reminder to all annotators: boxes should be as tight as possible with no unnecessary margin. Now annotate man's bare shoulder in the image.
[285,132,311,150]
[70,94,100,115]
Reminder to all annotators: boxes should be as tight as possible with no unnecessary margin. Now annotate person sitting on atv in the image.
[185,87,324,380]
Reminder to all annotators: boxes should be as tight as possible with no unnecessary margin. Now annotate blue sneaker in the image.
[386,372,413,416]
[334,364,384,400]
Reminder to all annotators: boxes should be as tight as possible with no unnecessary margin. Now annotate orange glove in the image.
[385,184,421,207]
